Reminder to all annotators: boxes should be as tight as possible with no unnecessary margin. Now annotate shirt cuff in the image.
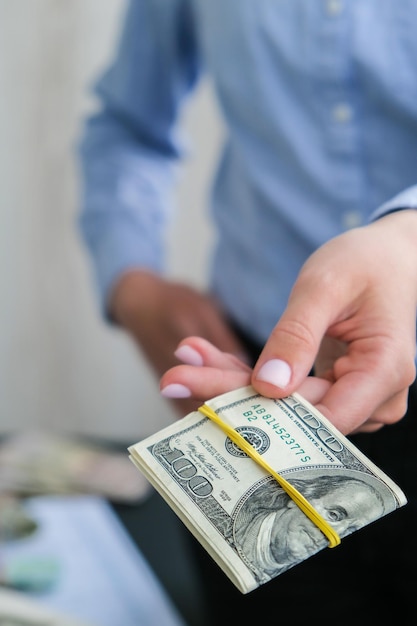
[370,185,417,221]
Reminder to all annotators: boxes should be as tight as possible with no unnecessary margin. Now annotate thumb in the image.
[251,284,333,397]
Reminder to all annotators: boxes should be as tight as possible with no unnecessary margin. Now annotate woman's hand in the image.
[161,211,417,434]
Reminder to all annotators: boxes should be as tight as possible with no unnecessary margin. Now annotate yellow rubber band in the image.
[198,403,341,548]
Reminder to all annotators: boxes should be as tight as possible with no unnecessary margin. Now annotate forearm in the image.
[78,116,178,316]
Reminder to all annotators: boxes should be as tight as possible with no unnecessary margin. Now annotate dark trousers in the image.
[186,324,417,625]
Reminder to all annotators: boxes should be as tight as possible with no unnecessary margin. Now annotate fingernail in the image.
[174,345,204,366]
[255,359,291,388]
[161,384,192,399]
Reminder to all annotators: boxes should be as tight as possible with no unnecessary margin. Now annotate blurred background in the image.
[0,3,218,622]
[0,0,223,442]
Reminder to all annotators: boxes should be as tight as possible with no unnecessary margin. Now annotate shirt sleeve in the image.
[369,185,417,221]
[77,0,201,315]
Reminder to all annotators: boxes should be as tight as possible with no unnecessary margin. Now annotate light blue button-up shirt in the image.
[79,0,417,345]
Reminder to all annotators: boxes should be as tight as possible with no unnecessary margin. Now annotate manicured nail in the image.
[161,384,192,399]
[174,345,204,366]
[255,359,291,388]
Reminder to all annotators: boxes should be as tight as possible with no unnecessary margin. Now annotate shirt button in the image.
[332,103,353,123]
[326,0,343,16]
[342,210,362,230]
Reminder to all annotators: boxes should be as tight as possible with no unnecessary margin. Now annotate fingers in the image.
[296,376,332,406]
[161,337,334,406]
[160,337,252,401]
[160,332,414,435]
[312,366,411,434]
[174,336,252,373]
[251,276,337,397]
[161,336,334,407]
[160,365,251,400]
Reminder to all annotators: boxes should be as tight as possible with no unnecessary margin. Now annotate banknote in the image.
[128,386,407,593]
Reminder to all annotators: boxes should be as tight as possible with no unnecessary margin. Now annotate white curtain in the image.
[0,0,221,441]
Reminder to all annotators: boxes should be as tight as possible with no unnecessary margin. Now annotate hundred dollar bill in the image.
[128,386,407,594]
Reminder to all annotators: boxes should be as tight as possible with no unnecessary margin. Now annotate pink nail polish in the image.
[256,359,291,388]
[174,345,204,366]
[161,383,192,399]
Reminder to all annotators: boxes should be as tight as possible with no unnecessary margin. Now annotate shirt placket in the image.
[315,0,364,228]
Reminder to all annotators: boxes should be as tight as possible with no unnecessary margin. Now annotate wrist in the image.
[109,269,163,327]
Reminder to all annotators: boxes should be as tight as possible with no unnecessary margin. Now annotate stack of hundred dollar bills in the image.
[128,386,406,594]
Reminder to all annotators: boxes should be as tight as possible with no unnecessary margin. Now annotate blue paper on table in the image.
[0,495,186,626]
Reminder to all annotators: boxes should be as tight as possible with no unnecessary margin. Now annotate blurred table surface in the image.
[0,494,192,626]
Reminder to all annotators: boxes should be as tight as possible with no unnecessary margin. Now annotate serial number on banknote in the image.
[241,403,311,462]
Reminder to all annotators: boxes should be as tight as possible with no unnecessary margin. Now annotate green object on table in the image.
[4,555,60,591]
